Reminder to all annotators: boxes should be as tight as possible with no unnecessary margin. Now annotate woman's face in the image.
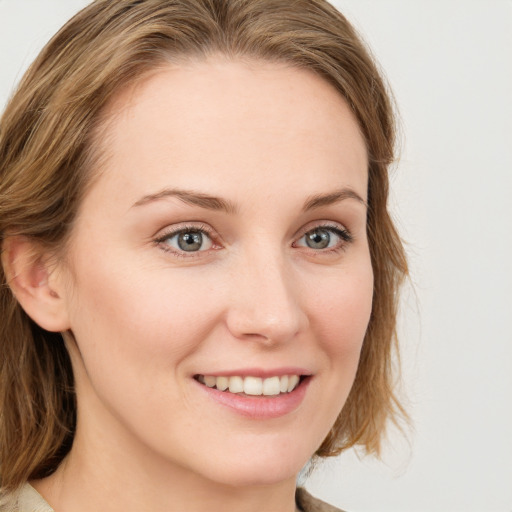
[58,58,372,487]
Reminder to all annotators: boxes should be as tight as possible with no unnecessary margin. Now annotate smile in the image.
[196,374,301,396]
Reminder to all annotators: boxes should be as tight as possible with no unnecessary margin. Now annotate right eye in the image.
[156,227,214,255]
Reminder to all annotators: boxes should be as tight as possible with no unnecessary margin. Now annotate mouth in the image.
[194,374,305,397]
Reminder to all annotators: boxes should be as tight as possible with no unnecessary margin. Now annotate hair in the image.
[0,0,408,494]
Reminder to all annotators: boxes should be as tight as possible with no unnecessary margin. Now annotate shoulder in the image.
[296,487,348,512]
[0,484,54,512]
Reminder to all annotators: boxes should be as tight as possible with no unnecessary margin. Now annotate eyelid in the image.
[154,222,212,240]
[295,220,351,240]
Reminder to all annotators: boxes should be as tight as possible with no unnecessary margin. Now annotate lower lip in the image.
[195,377,311,419]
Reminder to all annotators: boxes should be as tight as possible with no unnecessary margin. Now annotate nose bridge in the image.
[226,243,307,344]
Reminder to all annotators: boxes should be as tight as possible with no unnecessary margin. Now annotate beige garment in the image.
[0,484,53,512]
[1,484,345,512]
[296,488,346,512]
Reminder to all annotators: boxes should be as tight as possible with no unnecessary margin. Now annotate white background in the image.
[1,1,511,511]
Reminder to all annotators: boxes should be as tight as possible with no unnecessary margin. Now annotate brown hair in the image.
[0,0,407,493]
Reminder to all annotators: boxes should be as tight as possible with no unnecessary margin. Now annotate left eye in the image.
[296,226,350,250]
[161,229,213,252]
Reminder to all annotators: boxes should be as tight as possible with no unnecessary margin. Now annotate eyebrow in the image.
[132,186,366,213]
[302,188,367,211]
[132,188,238,214]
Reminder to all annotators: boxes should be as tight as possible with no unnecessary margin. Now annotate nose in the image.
[225,248,309,346]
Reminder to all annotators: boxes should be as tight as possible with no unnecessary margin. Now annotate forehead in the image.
[89,58,368,208]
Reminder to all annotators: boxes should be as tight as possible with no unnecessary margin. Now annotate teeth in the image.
[244,376,263,396]
[262,376,280,396]
[287,375,300,392]
[204,375,216,388]
[216,376,229,391]
[228,376,244,393]
[198,374,302,395]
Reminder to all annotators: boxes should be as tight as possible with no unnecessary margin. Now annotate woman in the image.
[0,1,407,511]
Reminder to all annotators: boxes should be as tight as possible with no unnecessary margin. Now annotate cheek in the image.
[64,253,223,380]
[63,259,224,433]
[294,263,373,446]
[307,264,374,358]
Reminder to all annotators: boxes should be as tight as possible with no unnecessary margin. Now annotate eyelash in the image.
[154,222,353,258]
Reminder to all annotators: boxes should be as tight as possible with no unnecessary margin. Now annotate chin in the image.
[183,438,313,489]
[203,460,302,489]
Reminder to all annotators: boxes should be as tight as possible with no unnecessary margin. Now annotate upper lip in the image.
[195,367,312,378]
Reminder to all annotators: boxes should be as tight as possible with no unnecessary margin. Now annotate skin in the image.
[31,58,372,512]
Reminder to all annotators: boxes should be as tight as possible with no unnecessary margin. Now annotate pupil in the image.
[307,229,330,249]
[178,232,202,251]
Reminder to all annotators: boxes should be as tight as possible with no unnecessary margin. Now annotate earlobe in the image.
[1,236,71,332]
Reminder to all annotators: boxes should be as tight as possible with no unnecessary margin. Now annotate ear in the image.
[1,236,71,332]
